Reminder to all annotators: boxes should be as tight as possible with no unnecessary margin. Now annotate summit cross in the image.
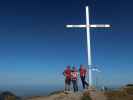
[66,6,111,87]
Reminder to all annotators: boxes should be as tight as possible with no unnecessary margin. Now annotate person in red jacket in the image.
[63,66,71,92]
[79,64,89,89]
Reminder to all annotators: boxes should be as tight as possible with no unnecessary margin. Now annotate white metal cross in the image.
[66,6,111,87]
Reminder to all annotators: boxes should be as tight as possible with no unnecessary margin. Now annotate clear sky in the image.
[0,0,133,88]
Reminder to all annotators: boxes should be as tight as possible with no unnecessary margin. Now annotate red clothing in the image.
[71,70,78,80]
[64,68,71,79]
[80,68,87,77]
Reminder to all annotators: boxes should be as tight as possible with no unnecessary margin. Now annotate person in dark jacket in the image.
[79,65,89,89]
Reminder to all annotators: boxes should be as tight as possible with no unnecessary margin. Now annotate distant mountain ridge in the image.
[0,91,21,100]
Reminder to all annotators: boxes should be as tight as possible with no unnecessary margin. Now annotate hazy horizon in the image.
[0,84,64,97]
[0,82,130,97]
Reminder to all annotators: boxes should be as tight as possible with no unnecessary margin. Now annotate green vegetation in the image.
[81,91,92,100]
[0,91,18,100]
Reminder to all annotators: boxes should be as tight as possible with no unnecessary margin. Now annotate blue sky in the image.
[0,0,133,88]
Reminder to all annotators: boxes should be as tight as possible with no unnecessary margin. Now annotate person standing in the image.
[71,66,78,92]
[63,66,71,92]
[79,65,89,89]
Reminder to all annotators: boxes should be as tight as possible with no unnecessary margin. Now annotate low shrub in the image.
[81,91,92,100]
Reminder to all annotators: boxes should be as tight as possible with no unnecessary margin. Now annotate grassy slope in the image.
[105,86,133,100]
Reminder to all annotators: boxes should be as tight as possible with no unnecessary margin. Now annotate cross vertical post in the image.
[85,6,92,86]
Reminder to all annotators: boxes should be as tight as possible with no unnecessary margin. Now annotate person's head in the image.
[72,66,77,71]
[80,64,84,69]
[66,65,70,69]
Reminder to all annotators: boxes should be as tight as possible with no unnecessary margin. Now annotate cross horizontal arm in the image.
[66,25,86,28]
[66,24,111,28]
[90,24,111,28]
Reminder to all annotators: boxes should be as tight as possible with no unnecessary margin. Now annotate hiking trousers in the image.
[65,79,71,91]
[81,76,89,89]
[72,80,78,92]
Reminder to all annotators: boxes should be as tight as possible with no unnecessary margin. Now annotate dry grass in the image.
[105,86,133,100]
[48,90,64,96]
[123,86,133,95]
